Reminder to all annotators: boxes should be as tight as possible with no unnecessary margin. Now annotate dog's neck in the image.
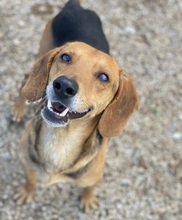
[38,116,100,173]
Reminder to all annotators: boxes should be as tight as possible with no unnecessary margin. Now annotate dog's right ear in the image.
[22,48,61,102]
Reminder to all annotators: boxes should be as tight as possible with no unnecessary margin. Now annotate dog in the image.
[13,0,139,212]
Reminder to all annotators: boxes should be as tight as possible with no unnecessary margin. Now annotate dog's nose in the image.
[53,76,78,98]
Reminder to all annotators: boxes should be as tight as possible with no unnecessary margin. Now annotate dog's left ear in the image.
[98,70,139,137]
[22,48,60,102]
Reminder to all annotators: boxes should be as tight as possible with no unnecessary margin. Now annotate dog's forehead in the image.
[59,42,120,72]
[64,42,111,59]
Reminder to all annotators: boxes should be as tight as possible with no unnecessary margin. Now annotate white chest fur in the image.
[38,122,87,174]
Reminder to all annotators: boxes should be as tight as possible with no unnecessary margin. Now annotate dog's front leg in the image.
[80,186,98,213]
[14,167,37,205]
[13,73,30,122]
[13,92,26,122]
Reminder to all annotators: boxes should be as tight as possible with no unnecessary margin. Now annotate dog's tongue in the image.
[52,102,69,116]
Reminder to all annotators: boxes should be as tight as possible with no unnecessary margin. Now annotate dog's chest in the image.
[38,125,84,173]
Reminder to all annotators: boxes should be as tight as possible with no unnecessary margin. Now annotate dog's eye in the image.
[98,73,109,82]
[61,54,71,63]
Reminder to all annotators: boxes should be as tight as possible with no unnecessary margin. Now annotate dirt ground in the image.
[0,0,181,219]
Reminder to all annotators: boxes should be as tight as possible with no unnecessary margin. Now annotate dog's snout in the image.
[53,76,78,98]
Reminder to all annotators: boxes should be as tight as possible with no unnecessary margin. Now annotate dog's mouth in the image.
[41,100,90,127]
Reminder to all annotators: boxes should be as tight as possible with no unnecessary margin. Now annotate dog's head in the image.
[23,42,139,137]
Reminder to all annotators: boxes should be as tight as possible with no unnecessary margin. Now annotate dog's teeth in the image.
[59,108,69,117]
[47,101,69,117]
[47,100,52,110]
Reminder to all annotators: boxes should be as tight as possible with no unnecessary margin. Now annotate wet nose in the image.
[53,76,78,98]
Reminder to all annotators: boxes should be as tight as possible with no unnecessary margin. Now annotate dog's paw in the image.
[80,191,98,213]
[14,186,34,205]
[12,101,25,122]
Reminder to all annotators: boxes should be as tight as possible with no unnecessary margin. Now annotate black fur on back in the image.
[52,0,109,54]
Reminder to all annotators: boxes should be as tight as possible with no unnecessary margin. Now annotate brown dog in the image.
[13,0,139,212]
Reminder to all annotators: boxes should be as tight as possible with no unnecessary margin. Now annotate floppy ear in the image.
[22,48,60,102]
[98,70,139,137]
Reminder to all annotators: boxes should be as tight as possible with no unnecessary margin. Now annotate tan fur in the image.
[13,7,139,213]
[99,70,139,137]
[37,20,55,58]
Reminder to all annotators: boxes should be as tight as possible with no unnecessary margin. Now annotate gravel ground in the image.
[0,0,182,219]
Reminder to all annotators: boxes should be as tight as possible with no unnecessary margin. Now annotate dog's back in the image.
[52,0,109,54]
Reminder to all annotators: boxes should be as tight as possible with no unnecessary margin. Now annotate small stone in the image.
[120,179,131,186]
[172,133,182,140]
[124,26,136,34]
